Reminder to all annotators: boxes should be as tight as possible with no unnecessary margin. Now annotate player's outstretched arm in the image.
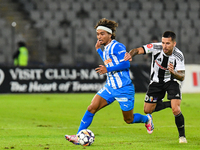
[124,47,144,61]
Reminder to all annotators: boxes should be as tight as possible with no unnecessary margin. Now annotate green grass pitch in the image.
[0,93,199,150]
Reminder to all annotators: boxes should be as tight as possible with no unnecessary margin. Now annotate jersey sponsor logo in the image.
[153,45,162,49]
[155,60,168,70]
[104,58,112,65]
[147,44,153,49]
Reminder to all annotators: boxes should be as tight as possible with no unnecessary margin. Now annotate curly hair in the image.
[94,18,118,39]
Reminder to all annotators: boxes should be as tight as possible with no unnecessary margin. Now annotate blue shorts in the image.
[97,84,135,111]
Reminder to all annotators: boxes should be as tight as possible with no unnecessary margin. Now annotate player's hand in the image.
[124,52,132,61]
[168,63,175,74]
[95,65,107,75]
[95,40,101,50]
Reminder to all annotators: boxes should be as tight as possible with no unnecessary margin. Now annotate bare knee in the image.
[172,107,181,116]
[144,106,153,114]
[87,104,97,114]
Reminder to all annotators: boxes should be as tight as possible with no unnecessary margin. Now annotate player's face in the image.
[162,37,176,55]
[96,29,112,46]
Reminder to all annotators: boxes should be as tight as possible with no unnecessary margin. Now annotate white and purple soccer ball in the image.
[77,129,95,146]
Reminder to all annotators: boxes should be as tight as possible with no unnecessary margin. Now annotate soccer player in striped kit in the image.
[65,18,154,145]
[124,31,187,143]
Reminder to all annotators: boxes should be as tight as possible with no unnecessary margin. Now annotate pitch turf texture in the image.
[0,93,199,150]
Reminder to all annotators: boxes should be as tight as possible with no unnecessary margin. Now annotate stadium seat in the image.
[188,0,200,11]
[177,2,189,11]
[138,11,150,19]
[180,19,192,28]
[118,18,131,28]
[83,2,93,11]
[176,11,188,20]
[65,10,76,21]
[100,10,112,19]
[126,10,138,19]
[113,10,125,20]
[143,19,155,28]
[47,1,59,11]
[47,20,59,28]
[94,1,105,11]
[118,2,128,11]
[30,10,41,21]
[163,0,177,10]
[132,19,144,27]
[141,1,152,10]
[188,11,199,20]
[151,10,163,20]
[42,11,53,21]
[168,19,180,28]
[89,10,100,20]
[127,28,138,39]
[54,11,65,22]
[163,10,175,20]
[71,2,82,12]
[105,1,116,10]
[193,19,200,28]
[35,1,47,11]
[34,19,46,28]
[59,1,71,11]
[152,2,164,11]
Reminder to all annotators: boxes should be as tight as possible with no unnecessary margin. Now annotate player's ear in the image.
[173,41,176,47]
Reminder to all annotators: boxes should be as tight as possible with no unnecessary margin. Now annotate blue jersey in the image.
[97,40,132,89]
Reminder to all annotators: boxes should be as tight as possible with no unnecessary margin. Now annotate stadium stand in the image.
[0,0,199,66]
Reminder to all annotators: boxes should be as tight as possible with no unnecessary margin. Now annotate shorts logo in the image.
[145,95,157,102]
[115,97,128,102]
[0,69,5,86]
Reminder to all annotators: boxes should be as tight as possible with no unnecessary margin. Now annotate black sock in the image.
[153,101,171,112]
[175,112,185,137]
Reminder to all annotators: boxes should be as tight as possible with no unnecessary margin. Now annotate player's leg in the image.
[144,102,157,114]
[144,82,169,113]
[77,94,108,133]
[65,86,114,144]
[121,109,154,134]
[153,100,171,112]
[167,81,187,143]
[117,84,154,134]
[171,99,187,143]
[65,94,108,144]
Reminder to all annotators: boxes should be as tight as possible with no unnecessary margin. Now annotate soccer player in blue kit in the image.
[65,18,154,145]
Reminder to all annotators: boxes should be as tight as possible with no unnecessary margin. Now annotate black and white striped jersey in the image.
[143,42,185,83]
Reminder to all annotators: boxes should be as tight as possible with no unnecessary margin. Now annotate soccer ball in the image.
[77,129,95,146]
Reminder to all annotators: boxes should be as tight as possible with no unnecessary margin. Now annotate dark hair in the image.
[162,31,176,41]
[94,18,118,39]
[18,41,26,47]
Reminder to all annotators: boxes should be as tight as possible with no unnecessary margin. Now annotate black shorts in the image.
[144,81,182,103]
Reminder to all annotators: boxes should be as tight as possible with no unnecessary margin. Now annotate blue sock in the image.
[77,110,95,134]
[132,113,148,123]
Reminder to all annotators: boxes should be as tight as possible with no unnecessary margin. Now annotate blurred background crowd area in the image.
[0,0,200,67]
